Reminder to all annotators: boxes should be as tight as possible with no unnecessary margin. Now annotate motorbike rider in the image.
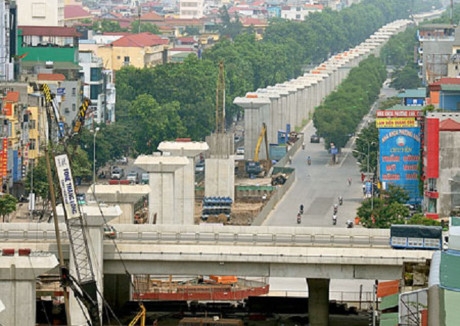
[333,204,338,214]
[300,204,304,214]
[297,213,302,224]
[307,156,311,165]
[338,196,343,205]
[332,214,337,225]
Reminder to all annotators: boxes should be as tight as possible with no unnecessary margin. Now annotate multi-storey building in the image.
[0,0,15,81]
[15,0,65,27]
[180,0,204,19]
[79,50,116,125]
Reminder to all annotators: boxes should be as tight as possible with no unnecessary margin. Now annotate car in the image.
[116,156,128,165]
[141,172,149,184]
[310,134,320,143]
[111,168,124,179]
[76,193,86,205]
[195,161,205,173]
[103,225,117,239]
[236,147,245,155]
[127,171,139,184]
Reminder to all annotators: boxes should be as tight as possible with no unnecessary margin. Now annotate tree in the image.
[354,124,379,174]
[0,194,17,222]
[357,185,411,228]
[130,21,160,34]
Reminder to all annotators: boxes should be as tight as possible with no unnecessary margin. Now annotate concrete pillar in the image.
[0,251,58,326]
[134,154,189,224]
[158,141,209,225]
[267,86,289,137]
[104,274,131,312]
[307,278,330,326]
[205,133,234,199]
[233,96,271,161]
[256,89,281,143]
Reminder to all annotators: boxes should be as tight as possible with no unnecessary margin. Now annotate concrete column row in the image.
[234,19,413,161]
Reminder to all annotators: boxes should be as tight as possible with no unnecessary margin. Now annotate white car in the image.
[236,147,245,155]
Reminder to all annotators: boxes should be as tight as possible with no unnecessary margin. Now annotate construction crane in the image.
[246,123,271,177]
[40,84,102,325]
[215,60,225,133]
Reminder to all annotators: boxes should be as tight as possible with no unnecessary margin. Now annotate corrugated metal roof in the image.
[441,84,460,91]
[19,26,81,37]
[380,293,399,310]
[379,312,399,326]
[397,88,426,98]
[440,251,460,290]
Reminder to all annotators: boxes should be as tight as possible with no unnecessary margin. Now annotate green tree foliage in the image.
[313,55,386,150]
[92,20,126,33]
[381,26,419,67]
[218,6,243,40]
[131,21,160,34]
[185,26,201,36]
[95,0,430,158]
[353,124,379,174]
[390,64,422,90]
[0,194,17,222]
[358,184,411,228]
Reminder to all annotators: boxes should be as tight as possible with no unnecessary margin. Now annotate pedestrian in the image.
[361,172,365,183]
[348,177,352,186]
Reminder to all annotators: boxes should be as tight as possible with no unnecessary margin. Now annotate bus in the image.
[390,225,443,250]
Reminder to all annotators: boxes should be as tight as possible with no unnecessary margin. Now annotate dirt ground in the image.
[195,178,273,225]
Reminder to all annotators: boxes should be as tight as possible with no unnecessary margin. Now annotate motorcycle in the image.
[332,215,337,225]
[338,196,343,205]
[300,204,304,215]
[307,157,311,165]
[297,213,301,224]
[333,204,338,215]
[346,220,353,228]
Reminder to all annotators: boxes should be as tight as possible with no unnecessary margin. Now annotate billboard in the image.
[55,154,80,219]
[376,118,417,128]
[379,127,421,204]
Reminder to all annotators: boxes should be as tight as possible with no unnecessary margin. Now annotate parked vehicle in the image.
[127,171,139,184]
[195,161,205,173]
[236,147,245,155]
[141,173,149,184]
[310,134,320,143]
[103,225,117,239]
[390,225,443,250]
[111,167,124,179]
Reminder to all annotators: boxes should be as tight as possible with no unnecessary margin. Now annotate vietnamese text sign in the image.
[376,117,417,128]
[55,154,80,219]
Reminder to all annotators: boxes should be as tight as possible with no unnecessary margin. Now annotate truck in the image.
[390,224,443,250]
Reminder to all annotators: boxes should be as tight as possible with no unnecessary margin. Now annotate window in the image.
[29,139,36,150]
[124,56,130,63]
[72,88,76,96]
[90,68,102,82]
[295,14,301,19]
[90,85,102,100]
[72,104,76,111]
[30,119,36,129]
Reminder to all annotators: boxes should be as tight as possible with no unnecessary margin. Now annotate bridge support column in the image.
[0,252,58,326]
[307,278,330,326]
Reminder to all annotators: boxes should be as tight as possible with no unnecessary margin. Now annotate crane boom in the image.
[41,83,101,325]
[254,123,267,162]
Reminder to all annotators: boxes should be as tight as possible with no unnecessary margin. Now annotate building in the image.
[96,32,169,70]
[79,50,116,124]
[15,0,65,27]
[0,0,15,81]
[179,0,204,19]
[280,4,322,21]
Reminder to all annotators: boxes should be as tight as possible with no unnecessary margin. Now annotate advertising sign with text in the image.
[54,154,80,219]
[379,127,421,204]
[376,118,417,128]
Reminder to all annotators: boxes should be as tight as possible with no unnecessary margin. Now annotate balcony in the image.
[418,47,423,54]
[418,59,423,67]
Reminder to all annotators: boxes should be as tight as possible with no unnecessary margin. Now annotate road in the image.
[264,81,399,301]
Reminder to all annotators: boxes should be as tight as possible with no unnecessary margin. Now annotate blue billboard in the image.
[379,127,421,204]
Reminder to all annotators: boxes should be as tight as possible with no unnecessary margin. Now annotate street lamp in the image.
[93,127,100,185]
[354,140,376,209]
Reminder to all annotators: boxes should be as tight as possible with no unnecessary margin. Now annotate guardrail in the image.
[0,223,391,248]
